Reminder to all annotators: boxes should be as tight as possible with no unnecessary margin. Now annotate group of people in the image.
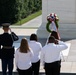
[0,23,68,75]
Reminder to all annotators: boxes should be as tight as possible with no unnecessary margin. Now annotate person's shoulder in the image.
[36,41,42,45]
[29,48,33,53]
[42,45,47,50]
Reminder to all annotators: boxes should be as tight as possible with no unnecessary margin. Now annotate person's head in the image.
[2,23,10,32]
[20,38,30,53]
[51,31,59,40]
[48,36,55,43]
[30,34,38,41]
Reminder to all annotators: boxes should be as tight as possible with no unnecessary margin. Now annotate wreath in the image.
[46,13,59,33]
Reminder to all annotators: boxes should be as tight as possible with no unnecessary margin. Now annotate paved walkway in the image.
[0,15,76,75]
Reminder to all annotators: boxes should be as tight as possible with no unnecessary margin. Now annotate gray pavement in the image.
[0,15,76,75]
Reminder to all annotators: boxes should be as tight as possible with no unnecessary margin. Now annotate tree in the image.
[0,0,42,25]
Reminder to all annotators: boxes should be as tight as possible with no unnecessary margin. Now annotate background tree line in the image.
[0,0,42,25]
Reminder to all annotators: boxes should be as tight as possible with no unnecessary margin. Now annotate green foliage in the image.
[46,20,59,33]
[0,0,16,24]
[46,21,52,33]
[0,0,42,25]
[14,10,42,25]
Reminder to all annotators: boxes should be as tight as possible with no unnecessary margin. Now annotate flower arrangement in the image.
[46,13,59,33]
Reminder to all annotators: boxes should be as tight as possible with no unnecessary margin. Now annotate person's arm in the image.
[30,48,34,59]
[9,28,19,41]
[0,35,1,58]
[14,49,19,68]
[0,43,1,58]
[56,40,68,51]
[11,32,19,41]
[40,49,45,66]
[39,43,42,51]
[0,42,1,50]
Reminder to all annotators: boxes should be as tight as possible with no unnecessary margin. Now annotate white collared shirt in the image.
[28,41,42,63]
[15,49,33,70]
[41,41,68,65]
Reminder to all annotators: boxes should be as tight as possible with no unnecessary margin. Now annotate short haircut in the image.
[48,36,55,43]
[30,34,38,41]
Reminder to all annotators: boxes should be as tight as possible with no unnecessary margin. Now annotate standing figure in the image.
[28,34,42,75]
[15,38,33,75]
[46,13,60,40]
[41,36,68,75]
[50,31,60,40]
[0,23,19,75]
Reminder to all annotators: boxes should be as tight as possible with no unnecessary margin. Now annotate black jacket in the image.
[0,32,19,59]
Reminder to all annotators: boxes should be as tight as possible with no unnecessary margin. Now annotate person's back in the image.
[41,36,68,75]
[41,41,67,63]
[28,34,42,75]
[15,48,33,70]
[0,33,13,46]
[15,38,33,75]
[29,41,42,62]
[0,23,19,75]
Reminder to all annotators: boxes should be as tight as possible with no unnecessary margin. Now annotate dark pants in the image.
[44,61,61,75]
[32,60,40,75]
[17,67,32,75]
[1,58,13,75]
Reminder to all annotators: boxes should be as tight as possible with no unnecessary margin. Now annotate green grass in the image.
[14,10,42,25]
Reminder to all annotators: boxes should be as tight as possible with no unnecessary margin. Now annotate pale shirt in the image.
[50,21,57,32]
[41,41,68,65]
[28,41,42,63]
[15,49,33,70]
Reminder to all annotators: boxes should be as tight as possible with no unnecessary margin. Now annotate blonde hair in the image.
[20,38,30,53]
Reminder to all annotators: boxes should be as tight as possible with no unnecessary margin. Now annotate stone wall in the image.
[37,0,76,39]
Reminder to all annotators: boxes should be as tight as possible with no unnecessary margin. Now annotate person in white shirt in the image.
[15,38,33,75]
[41,36,68,75]
[28,34,42,75]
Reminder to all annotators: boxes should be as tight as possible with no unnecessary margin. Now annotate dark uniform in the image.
[0,23,19,75]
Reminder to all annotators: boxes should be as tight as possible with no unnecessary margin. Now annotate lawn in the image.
[14,10,42,25]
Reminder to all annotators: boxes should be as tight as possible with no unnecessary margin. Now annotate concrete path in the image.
[21,15,42,27]
[0,15,76,75]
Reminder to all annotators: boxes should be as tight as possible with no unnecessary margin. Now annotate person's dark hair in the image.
[20,38,30,53]
[30,34,38,41]
[48,36,55,43]
[50,31,59,40]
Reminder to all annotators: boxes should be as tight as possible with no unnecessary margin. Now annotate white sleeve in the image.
[14,49,19,68]
[56,41,68,51]
[40,49,45,66]
[39,43,42,51]
[30,49,34,59]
